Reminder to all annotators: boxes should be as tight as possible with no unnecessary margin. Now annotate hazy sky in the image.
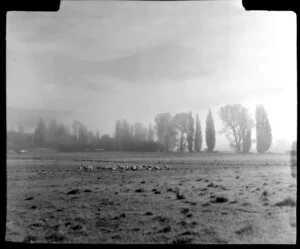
[7,0,297,148]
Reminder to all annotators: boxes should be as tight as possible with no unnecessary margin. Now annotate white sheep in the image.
[164,164,171,170]
[79,164,93,171]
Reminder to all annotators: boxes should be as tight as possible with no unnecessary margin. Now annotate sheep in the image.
[79,164,93,171]
[147,165,153,171]
[96,164,104,170]
[164,164,171,170]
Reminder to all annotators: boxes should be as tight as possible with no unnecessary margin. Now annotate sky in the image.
[6,0,297,150]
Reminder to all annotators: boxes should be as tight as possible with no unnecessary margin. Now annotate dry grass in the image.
[6,151,296,244]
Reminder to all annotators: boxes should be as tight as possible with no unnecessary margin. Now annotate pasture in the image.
[6,152,296,243]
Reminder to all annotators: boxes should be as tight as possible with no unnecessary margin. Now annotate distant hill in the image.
[6,106,75,132]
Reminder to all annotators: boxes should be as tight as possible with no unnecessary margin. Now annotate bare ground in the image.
[6,152,296,244]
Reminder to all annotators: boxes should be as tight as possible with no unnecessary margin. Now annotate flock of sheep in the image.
[79,162,172,172]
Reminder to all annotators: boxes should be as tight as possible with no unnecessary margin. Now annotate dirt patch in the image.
[29,222,43,228]
[179,230,200,236]
[158,225,171,233]
[181,208,193,218]
[235,224,254,236]
[207,183,217,188]
[24,196,34,201]
[274,197,296,207]
[152,215,169,223]
[83,189,92,193]
[175,188,185,200]
[23,235,37,243]
[211,196,229,203]
[169,237,194,244]
[66,189,80,195]
[135,188,145,193]
[45,232,66,242]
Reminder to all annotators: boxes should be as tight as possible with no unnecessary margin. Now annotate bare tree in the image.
[242,128,252,153]
[147,122,154,142]
[133,122,147,143]
[121,119,133,150]
[34,118,47,147]
[219,104,254,153]
[47,118,58,146]
[154,113,177,152]
[173,113,189,153]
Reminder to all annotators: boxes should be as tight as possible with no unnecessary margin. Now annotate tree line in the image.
[219,104,272,153]
[7,104,272,154]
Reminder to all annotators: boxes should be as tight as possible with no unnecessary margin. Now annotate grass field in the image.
[6,151,297,244]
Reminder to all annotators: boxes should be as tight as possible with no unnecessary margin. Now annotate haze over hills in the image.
[7,106,75,132]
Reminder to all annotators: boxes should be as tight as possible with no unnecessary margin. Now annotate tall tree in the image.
[48,118,58,145]
[18,124,24,134]
[194,113,202,152]
[34,118,47,147]
[100,134,114,151]
[205,110,216,152]
[71,120,88,147]
[133,122,147,143]
[121,119,133,150]
[173,113,189,153]
[256,105,272,153]
[242,128,252,153]
[72,120,80,145]
[114,120,123,151]
[154,113,177,152]
[147,122,154,142]
[57,121,70,143]
[187,112,195,153]
[87,131,94,145]
[219,104,254,153]
[77,121,89,146]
